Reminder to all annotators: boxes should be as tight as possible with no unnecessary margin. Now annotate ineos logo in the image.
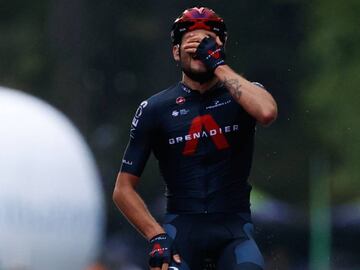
[130,100,148,139]
[132,101,148,128]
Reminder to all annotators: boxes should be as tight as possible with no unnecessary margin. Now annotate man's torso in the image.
[121,82,257,213]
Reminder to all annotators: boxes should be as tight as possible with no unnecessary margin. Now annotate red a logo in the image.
[183,114,229,156]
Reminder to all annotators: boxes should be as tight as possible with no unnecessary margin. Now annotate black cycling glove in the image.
[148,233,175,268]
[196,37,226,71]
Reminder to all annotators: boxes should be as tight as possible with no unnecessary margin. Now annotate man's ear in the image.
[172,44,180,61]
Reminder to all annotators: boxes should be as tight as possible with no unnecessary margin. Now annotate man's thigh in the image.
[163,214,202,270]
[163,214,264,270]
[217,223,264,270]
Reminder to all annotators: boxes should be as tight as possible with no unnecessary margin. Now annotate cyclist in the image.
[113,6,277,270]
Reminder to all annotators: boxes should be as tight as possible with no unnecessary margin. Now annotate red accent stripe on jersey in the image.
[183,114,229,156]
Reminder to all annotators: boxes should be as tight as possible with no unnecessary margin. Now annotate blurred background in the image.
[0,0,359,269]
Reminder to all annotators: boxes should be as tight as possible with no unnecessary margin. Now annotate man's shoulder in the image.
[134,83,180,118]
[146,82,181,106]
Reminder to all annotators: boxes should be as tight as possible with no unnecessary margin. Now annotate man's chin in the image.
[182,69,214,84]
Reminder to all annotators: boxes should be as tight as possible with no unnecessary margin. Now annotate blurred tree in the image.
[302,0,360,203]
[0,0,321,225]
[0,0,51,96]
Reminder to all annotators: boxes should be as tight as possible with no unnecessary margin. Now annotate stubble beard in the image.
[180,54,214,84]
[182,66,214,84]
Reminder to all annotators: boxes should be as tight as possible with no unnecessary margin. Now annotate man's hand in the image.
[149,233,181,270]
[182,32,225,71]
[195,37,226,71]
[182,31,225,70]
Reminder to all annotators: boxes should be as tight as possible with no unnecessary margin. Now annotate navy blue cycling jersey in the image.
[120,82,259,214]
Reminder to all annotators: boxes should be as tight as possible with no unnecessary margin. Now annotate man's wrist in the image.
[214,64,228,74]
[214,64,234,80]
[148,232,174,267]
[146,227,166,241]
[149,233,167,242]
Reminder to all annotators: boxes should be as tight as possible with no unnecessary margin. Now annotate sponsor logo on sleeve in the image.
[122,159,133,166]
[130,100,148,138]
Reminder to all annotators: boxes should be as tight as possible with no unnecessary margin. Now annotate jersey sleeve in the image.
[252,81,266,89]
[120,99,157,177]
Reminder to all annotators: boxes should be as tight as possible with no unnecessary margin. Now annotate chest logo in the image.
[172,109,189,117]
[176,96,186,105]
[182,114,230,156]
[206,99,231,110]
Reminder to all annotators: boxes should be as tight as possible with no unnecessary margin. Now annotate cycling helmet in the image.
[171,7,227,45]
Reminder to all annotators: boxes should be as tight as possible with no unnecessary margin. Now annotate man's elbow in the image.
[112,187,122,205]
[258,106,278,126]
[112,178,125,206]
[113,172,138,205]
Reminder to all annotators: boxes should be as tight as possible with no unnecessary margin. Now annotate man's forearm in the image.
[214,65,278,126]
[113,173,165,240]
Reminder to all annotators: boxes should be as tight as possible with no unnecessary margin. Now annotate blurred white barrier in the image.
[0,86,105,270]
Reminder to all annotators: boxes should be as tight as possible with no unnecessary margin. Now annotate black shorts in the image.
[163,213,264,270]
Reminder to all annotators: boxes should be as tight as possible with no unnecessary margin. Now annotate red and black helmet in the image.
[171,7,227,45]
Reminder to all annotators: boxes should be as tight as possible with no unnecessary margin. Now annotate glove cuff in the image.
[149,233,168,243]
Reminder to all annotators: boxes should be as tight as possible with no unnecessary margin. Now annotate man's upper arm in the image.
[120,99,157,177]
[115,172,140,190]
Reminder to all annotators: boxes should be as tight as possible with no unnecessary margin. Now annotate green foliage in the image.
[303,0,360,202]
